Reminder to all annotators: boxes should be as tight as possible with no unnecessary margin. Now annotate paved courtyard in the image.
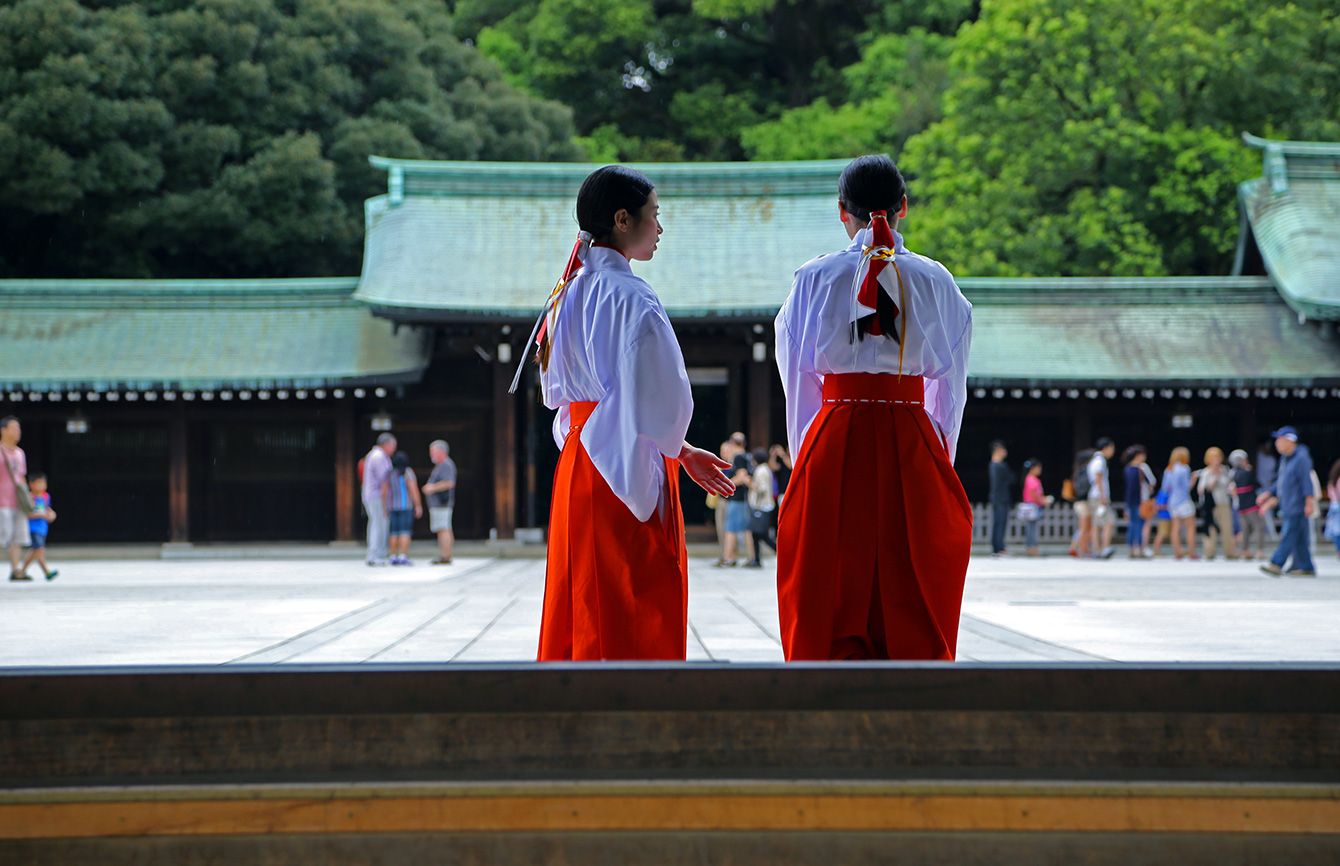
[1,552,1337,666]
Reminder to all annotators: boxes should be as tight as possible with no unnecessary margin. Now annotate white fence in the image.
[970,501,1335,547]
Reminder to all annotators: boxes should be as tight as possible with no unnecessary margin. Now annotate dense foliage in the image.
[0,0,579,277]
[2,0,1336,277]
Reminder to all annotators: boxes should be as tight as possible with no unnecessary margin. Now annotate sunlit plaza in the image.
[3,550,1337,667]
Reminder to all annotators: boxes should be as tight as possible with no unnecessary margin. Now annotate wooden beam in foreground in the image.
[3,782,1339,840]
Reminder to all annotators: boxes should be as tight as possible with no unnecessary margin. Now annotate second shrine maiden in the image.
[775,154,974,661]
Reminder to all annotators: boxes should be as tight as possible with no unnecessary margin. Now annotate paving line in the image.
[362,598,467,663]
[725,595,783,645]
[958,613,1113,662]
[449,598,521,661]
[225,558,502,665]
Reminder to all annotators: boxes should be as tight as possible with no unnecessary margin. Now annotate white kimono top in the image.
[541,245,693,522]
[775,227,973,463]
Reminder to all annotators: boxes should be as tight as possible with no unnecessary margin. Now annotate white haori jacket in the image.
[541,245,693,523]
[775,227,973,463]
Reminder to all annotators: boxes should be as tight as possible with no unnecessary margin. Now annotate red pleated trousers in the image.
[776,373,972,661]
[538,401,688,661]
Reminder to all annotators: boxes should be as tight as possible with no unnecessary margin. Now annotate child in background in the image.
[387,452,423,566]
[21,473,58,581]
[1151,490,1172,558]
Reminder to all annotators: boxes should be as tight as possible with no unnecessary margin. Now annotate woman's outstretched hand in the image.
[679,444,736,498]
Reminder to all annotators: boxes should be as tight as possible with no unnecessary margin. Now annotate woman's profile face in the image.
[620,190,663,261]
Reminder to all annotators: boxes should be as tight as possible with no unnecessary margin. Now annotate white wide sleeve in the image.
[579,312,693,522]
[923,310,972,463]
[774,284,823,460]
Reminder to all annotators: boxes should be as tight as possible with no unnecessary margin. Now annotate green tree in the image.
[459,0,894,161]
[0,0,581,277]
[899,0,1339,276]
[741,28,956,159]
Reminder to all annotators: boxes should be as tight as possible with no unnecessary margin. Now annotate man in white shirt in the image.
[1087,437,1117,559]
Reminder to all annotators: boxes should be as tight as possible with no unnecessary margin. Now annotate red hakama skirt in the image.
[538,401,688,661]
[777,373,972,661]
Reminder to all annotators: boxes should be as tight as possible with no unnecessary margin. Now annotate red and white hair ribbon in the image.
[509,231,593,394]
[853,209,897,337]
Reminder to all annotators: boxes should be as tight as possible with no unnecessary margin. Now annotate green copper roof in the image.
[0,278,430,391]
[356,157,847,318]
[1238,133,1340,321]
[962,276,1340,386]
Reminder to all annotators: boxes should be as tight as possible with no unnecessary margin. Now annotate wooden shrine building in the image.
[2,135,1338,544]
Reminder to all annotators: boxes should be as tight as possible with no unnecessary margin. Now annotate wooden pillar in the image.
[1072,402,1092,453]
[493,350,517,540]
[726,360,744,439]
[334,404,355,542]
[168,410,189,543]
[1239,397,1257,451]
[748,348,772,451]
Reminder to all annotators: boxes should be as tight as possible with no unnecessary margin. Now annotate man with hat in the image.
[1257,426,1316,577]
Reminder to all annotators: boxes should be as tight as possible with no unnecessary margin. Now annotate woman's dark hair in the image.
[1329,458,1340,489]
[838,154,907,223]
[1122,444,1146,465]
[576,165,654,242]
[391,452,410,474]
[1023,459,1040,473]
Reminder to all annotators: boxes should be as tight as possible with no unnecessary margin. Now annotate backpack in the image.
[1072,449,1095,500]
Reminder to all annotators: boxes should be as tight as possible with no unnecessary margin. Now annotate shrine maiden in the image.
[775,154,973,661]
[514,166,735,661]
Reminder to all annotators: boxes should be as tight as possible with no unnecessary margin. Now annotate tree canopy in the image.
[2,0,1336,278]
[0,0,580,277]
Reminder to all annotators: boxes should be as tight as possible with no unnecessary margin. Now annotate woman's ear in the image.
[896,196,909,219]
[613,207,633,235]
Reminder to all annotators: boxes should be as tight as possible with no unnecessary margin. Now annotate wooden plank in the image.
[5,664,1340,720]
[4,787,1339,839]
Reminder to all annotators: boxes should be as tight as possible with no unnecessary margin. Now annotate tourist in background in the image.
[1256,440,1279,542]
[721,432,754,567]
[988,440,1013,557]
[1018,458,1052,557]
[361,432,396,567]
[1151,488,1172,557]
[1258,426,1315,577]
[0,416,31,582]
[387,451,423,566]
[19,471,57,581]
[1122,445,1155,559]
[1231,449,1266,561]
[423,439,457,565]
[746,448,776,568]
[768,443,792,506]
[1068,449,1094,558]
[1196,447,1237,560]
[1163,447,1197,560]
[1087,437,1117,559]
[1325,459,1340,561]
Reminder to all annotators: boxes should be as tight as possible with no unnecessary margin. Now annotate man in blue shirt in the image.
[1258,426,1316,577]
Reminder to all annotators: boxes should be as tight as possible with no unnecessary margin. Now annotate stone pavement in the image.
[1,552,1337,666]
